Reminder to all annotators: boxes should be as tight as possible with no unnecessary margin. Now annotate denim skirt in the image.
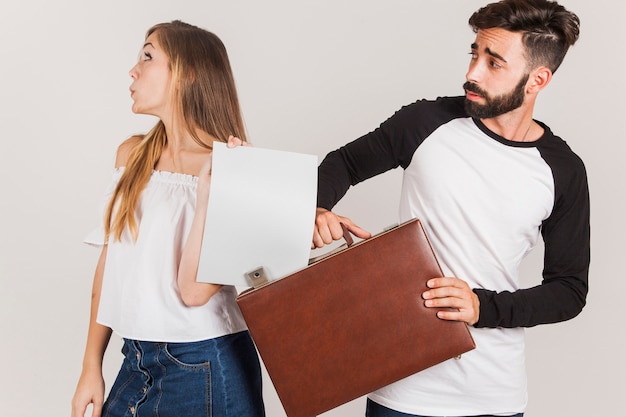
[102,330,265,417]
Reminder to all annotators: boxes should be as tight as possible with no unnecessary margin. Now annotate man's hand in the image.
[312,208,371,248]
[422,277,480,325]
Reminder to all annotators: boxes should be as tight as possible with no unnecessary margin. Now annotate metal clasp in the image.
[245,266,270,289]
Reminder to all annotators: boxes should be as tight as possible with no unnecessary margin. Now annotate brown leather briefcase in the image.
[236,218,476,417]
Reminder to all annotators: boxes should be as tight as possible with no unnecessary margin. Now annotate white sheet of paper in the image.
[196,142,317,287]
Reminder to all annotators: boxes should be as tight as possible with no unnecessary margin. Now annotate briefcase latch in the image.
[245,266,270,289]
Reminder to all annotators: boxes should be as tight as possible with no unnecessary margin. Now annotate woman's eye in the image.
[143,52,152,61]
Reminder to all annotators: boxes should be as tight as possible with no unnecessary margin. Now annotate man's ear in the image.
[527,66,553,94]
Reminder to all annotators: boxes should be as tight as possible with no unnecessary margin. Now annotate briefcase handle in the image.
[340,222,355,247]
[308,222,356,265]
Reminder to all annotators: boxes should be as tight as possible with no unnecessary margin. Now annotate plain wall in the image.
[1,0,624,415]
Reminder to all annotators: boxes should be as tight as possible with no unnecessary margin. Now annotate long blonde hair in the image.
[105,21,247,241]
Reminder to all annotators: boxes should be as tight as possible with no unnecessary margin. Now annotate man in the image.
[312,0,589,416]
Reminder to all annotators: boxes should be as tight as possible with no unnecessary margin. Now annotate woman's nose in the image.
[129,63,139,79]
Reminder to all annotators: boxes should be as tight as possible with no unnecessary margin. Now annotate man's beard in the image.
[463,73,529,119]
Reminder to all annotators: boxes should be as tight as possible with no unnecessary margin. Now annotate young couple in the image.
[72,1,589,416]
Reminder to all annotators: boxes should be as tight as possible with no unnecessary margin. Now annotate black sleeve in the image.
[317,97,467,209]
[316,132,405,210]
[474,139,590,328]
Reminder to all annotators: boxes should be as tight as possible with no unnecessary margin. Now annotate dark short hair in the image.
[469,0,580,73]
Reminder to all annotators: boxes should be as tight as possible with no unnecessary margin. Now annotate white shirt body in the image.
[86,169,247,342]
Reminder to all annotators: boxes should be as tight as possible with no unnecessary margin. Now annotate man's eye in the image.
[468,52,478,59]
[490,60,502,69]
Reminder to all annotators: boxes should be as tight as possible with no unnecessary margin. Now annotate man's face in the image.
[464,73,529,119]
[463,28,530,119]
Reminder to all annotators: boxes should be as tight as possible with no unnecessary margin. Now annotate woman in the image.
[71,21,265,417]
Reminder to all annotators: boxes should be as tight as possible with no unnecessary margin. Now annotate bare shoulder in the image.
[115,135,144,168]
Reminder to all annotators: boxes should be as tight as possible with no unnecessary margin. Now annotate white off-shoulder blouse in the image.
[85,168,248,342]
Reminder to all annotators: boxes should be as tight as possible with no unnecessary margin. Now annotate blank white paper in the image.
[196,142,317,287]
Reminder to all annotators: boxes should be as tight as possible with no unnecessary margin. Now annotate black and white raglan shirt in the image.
[317,96,590,416]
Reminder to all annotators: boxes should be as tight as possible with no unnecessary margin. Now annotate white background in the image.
[1,1,624,416]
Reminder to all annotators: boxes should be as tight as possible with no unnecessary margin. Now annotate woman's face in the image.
[128,33,173,118]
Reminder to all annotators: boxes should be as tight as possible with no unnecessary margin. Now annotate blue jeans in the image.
[102,331,265,417]
[366,398,524,417]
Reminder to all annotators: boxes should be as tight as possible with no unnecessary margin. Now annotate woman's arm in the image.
[177,136,248,306]
[177,155,222,306]
[71,246,113,417]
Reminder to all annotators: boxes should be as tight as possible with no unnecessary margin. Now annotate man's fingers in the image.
[312,209,370,248]
[342,222,372,240]
[421,277,479,325]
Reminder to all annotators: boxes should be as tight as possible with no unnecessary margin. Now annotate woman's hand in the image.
[71,368,105,417]
[226,135,249,148]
